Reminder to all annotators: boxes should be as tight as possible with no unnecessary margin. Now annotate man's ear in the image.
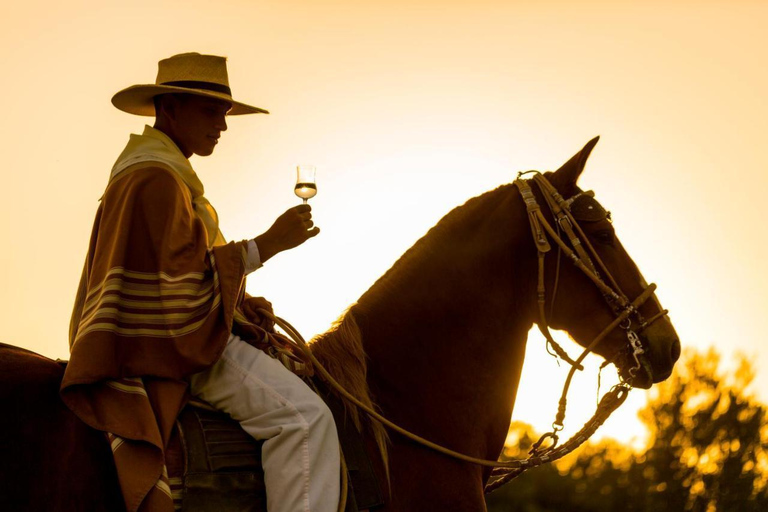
[156,94,180,123]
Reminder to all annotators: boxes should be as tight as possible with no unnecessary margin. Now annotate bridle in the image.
[254,171,671,497]
[515,172,668,414]
[516,170,667,376]
[488,171,670,487]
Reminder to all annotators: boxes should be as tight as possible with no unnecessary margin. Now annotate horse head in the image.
[534,137,680,389]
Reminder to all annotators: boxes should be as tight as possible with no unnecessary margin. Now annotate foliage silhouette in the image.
[486,349,768,512]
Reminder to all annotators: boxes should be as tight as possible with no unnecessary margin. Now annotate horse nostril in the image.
[670,338,681,363]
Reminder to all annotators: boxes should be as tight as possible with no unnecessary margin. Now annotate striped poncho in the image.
[61,164,255,512]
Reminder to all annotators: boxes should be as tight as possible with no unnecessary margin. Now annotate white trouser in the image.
[189,334,341,512]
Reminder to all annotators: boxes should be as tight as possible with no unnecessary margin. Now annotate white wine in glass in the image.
[295,165,317,204]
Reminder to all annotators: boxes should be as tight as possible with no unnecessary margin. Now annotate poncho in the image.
[61,127,267,512]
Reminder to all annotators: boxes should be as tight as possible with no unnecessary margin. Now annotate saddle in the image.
[45,353,382,512]
[166,378,384,511]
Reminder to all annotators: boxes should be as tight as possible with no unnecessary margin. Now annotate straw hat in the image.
[111,52,269,116]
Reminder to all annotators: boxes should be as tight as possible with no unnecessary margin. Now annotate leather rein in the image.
[257,172,670,494]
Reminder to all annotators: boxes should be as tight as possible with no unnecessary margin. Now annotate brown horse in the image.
[0,138,679,511]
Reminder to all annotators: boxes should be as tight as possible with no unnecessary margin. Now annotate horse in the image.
[0,137,680,511]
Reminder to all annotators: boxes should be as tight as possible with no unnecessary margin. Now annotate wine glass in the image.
[294,165,317,204]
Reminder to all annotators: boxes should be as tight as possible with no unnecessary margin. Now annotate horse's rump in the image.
[0,343,124,511]
[0,343,383,511]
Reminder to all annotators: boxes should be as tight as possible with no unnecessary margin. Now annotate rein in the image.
[254,172,669,494]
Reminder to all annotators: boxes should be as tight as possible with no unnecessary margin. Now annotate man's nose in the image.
[216,115,227,132]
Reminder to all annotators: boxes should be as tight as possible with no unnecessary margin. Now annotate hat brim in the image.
[112,84,269,116]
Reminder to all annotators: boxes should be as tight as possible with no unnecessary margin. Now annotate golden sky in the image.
[1,0,766,446]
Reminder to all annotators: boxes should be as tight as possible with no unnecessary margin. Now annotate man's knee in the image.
[300,394,337,437]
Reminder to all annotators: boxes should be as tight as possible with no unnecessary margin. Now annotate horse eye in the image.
[594,230,615,245]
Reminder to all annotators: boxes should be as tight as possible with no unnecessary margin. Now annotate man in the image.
[61,52,340,512]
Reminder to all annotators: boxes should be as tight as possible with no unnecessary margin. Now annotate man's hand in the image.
[254,204,319,263]
[241,296,275,332]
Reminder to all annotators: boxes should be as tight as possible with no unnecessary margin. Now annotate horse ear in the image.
[550,136,600,194]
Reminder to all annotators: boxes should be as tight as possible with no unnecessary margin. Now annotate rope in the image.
[339,448,348,512]
[256,309,635,475]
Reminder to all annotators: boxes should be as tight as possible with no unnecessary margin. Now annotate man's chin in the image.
[195,147,216,157]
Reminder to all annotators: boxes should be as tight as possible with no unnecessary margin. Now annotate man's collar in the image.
[142,125,188,162]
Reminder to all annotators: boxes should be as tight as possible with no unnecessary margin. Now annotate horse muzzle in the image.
[618,332,680,389]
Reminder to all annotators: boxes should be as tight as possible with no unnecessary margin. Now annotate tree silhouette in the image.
[486,349,768,512]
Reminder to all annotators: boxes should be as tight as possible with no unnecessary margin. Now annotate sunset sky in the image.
[1,0,766,447]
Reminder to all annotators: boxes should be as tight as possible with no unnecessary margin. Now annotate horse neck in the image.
[354,184,538,459]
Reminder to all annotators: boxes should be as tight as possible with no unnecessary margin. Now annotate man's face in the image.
[170,94,231,157]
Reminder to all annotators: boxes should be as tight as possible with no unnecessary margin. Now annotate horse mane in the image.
[359,183,516,307]
[309,309,390,479]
